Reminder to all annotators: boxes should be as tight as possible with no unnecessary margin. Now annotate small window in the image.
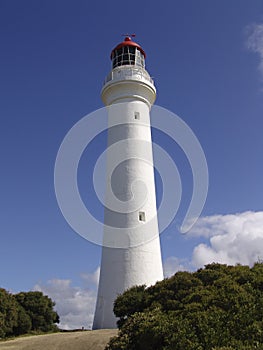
[134,112,140,120]
[139,211,145,222]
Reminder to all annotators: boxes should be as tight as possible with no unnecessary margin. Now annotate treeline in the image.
[106,263,263,350]
[0,289,59,338]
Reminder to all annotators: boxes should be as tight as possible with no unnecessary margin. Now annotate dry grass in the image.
[0,330,118,350]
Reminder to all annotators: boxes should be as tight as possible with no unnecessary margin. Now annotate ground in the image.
[0,330,117,350]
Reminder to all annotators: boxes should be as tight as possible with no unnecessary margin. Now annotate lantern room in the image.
[110,36,146,69]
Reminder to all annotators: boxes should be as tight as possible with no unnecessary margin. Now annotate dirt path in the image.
[0,330,118,350]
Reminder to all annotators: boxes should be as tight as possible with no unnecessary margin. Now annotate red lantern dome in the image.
[110,36,146,59]
[110,36,146,69]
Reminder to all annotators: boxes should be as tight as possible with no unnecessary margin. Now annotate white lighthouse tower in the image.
[93,36,163,329]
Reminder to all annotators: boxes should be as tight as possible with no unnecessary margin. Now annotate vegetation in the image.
[106,263,263,350]
[0,289,59,338]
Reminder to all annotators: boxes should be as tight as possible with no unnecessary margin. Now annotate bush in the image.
[0,289,59,338]
[0,288,18,338]
[15,291,59,332]
[106,263,263,350]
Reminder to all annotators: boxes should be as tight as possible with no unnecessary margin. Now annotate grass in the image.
[0,329,118,350]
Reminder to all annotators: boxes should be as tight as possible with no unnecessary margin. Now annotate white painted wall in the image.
[93,67,163,330]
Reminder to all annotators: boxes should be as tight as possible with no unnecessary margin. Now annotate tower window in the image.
[134,112,140,120]
[139,211,145,222]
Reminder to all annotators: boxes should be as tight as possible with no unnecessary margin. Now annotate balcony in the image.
[103,66,154,86]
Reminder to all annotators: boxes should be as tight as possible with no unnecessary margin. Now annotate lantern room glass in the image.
[112,46,145,69]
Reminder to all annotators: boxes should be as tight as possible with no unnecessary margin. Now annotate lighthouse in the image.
[93,36,163,329]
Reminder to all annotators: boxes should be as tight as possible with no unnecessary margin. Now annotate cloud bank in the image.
[163,256,188,278]
[34,212,263,328]
[189,211,263,268]
[34,267,99,330]
[164,211,263,277]
[246,23,263,77]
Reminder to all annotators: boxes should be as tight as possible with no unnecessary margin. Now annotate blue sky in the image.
[1,0,263,329]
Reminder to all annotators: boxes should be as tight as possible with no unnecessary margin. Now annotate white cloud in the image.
[163,256,188,277]
[33,211,263,328]
[188,211,263,268]
[246,23,263,77]
[34,267,99,330]
[80,266,100,287]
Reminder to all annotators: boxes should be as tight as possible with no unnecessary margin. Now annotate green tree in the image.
[15,291,59,332]
[106,263,263,350]
[0,288,18,338]
[114,285,148,327]
[13,304,32,335]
